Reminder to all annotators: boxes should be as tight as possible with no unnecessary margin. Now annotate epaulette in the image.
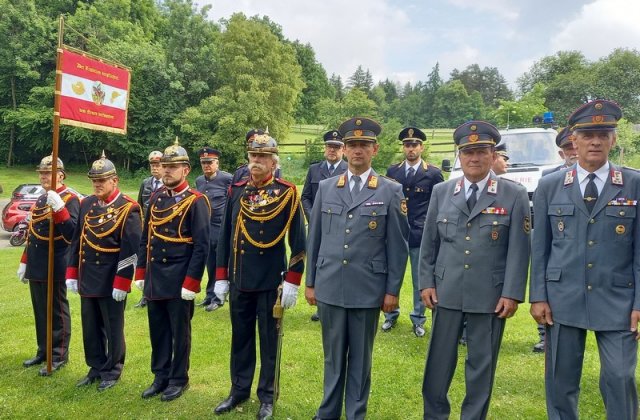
[233,179,249,187]
[276,178,296,189]
[188,188,203,197]
[380,174,400,184]
[122,194,137,204]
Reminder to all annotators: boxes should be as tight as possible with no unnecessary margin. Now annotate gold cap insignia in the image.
[592,115,604,123]
[333,131,338,137]
[470,124,477,131]
[356,119,362,126]
[595,102,603,110]
[469,134,479,142]
[354,129,363,137]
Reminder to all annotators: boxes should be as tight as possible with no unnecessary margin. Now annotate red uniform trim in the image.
[52,207,70,224]
[275,177,296,189]
[135,267,146,280]
[66,267,79,279]
[215,267,229,280]
[113,275,132,292]
[20,252,27,264]
[285,271,302,286]
[182,276,201,293]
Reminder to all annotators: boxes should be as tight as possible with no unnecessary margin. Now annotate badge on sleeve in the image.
[400,199,408,215]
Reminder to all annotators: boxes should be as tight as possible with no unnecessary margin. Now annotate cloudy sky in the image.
[201,0,640,89]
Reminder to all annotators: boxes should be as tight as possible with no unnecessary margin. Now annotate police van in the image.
[443,127,562,221]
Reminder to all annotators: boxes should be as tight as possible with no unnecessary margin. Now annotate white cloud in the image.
[446,0,519,20]
[552,0,640,59]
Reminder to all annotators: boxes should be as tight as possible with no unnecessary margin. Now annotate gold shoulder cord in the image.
[79,202,132,254]
[149,194,197,244]
[29,204,64,242]
[231,186,299,276]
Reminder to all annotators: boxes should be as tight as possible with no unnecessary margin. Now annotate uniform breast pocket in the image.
[436,214,458,242]
[321,203,343,234]
[605,206,636,242]
[479,216,510,246]
[548,204,575,240]
[360,207,387,237]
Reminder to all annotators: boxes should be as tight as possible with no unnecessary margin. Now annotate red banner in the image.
[58,48,130,134]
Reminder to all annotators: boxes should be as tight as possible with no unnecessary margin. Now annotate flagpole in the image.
[46,14,64,375]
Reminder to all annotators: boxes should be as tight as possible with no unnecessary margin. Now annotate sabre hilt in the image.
[273,271,286,319]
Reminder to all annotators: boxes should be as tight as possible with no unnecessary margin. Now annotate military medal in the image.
[558,221,564,232]
[369,220,377,230]
[616,225,626,235]
[491,230,499,241]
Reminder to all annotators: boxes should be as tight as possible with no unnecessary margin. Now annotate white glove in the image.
[181,287,196,301]
[46,190,65,212]
[17,263,27,284]
[66,279,78,293]
[112,288,127,302]
[135,280,144,291]
[214,280,229,303]
[281,282,299,309]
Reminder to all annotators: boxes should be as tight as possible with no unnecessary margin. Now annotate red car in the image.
[2,184,44,232]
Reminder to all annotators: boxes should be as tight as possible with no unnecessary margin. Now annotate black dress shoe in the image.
[161,383,189,402]
[310,312,320,322]
[76,376,99,387]
[141,382,167,399]
[38,360,67,376]
[134,297,147,308]
[256,402,273,420]
[197,298,211,307]
[23,355,45,368]
[205,301,221,312]
[98,379,118,391]
[214,395,249,414]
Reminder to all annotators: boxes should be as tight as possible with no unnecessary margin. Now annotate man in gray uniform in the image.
[419,120,531,420]
[195,147,232,312]
[530,99,640,420]
[305,117,409,420]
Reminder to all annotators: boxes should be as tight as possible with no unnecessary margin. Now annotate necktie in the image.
[329,164,335,175]
[153,179,160,191]
[351,175,362,199]
[467,183,478,212]
[584,173,598,213]
[407,167,415,179]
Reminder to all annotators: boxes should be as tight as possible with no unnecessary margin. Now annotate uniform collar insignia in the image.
[454,179,463,195]
[611,169,623,185]
[487,179,498,195]
[336,174,346,188]
[367,175,378,189]
[564,169,575,186]
[422,161,428,170]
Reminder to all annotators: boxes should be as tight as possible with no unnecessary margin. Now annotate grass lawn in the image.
[0,242,626,419]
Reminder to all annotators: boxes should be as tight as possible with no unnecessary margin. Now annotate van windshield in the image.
[452,130,560,169]
[501,131,559,166]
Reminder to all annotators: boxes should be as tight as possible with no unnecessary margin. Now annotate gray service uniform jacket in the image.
[306,171,409,307]
[419,173,531,312]
[530,164,640,331]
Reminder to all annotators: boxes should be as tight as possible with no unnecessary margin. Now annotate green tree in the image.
[329,73,344,100]
[176,13,304,169]
[431,80,486,128]
[347,65,373,93]
[494,83,548,128]
[422,63,443,126]
[449,64,512,107]
[292,41,333,123]
[592,48,640,122]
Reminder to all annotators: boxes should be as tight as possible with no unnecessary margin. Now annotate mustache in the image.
[248,162,267,171]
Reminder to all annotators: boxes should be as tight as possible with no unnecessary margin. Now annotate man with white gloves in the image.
[18,155,79,376]
[134,140,210,402]
[66,152,141,391]
[213,132,306,420]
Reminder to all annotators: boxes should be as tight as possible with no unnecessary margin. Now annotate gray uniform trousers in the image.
[545,323,637,420]
[317,302,379,420]
[423,307,505,420]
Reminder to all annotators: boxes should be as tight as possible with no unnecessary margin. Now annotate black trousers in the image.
[29,280,71,362]
[147,298,194,386]
[204,239,222,304]
[229,285,278,403]
[80,296,126,381]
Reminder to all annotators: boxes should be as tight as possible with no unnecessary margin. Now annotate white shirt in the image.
[576,162,609,196]
[464,173,491,201]
[348,168,372,192]
[405,160,422,177]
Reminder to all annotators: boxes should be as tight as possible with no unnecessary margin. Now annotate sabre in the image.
[272,270,286,413]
